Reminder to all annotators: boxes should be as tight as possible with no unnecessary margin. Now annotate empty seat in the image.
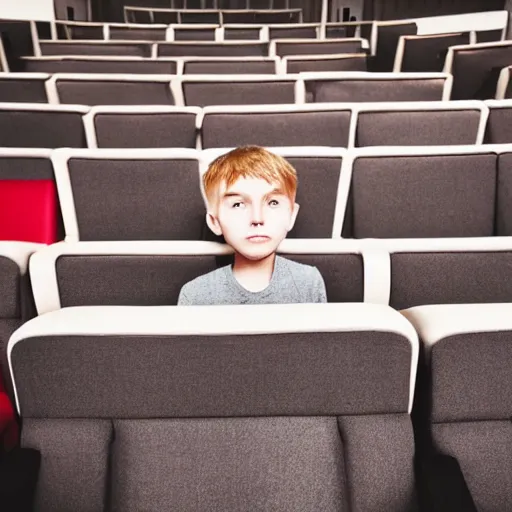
[157,41,267,57]
[402,304,512,511]
[496,65,512,99]
[339,147,498,238]
[484,100,512,144]
[200,105,352,148]
[175,75,297,107]
[221,24,265,40]
[10,302,419,512]
[0,73,49,103]
[353,101,487,147]
[108,24,168,41]
[52,148,205,241]
[202,147,345,238]
[270,38,365,57]
[55,21,105,40]
[282,54,367,73]
[39,40,153,58]
[444,41,512,100]
[268,23,319,39]
[325,22,373,39]
[0,149,59,244]
[179,9,221,24]
[183,57,278,75]
[300,72,451,103]
[497,149,512,236]
[476,28,504,43]
[394,32,471,72]
[124,7,179,24]
[0,103,88,148]
[170,25,218,41]
[47,74,175,106]
[84,106,200,148]
[373,21,417,72]
[223,8,303,24]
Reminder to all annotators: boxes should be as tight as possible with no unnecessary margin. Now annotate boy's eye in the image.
[232,202,245,209]
[269,199,279,206]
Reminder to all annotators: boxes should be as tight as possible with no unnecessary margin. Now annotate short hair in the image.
[203,146,298,208]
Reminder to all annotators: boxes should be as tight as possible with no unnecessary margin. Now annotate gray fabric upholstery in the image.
[476,29,504,43]
[109,27,167,40]
[182,80,295,107]
[61,24,103,40]
[356,109,481,147]
[485,105,512,144]
[497,153,512,235]
[274,40,362,57]
[450,43,512,100]
[56,79,175,106]
[201,110,351,148]
[287,55,367,73]
[310,78,446,103]
[0,110,86,148]
[269,26,318,39]
[110,417,346,512]
[180,11,221,24]
[223,11,301,23]
[157,42,267,57]
[223,27,261,40]
[506,71,512,99]
[39,41,152,57]
[67,157,205,240]
[326,26,348,38]
[22,419,112,512]
[350,153,497,238]
[174,28,217,41]
[0,77,47,103]
[374,22,417,72]
[93,111,197,148]
[390,251,512,309]
[401,33,470,72]
[338,414,418,512]
[184,60,276,74]
[0,256,20,318]
[0,156,54,179]
[0,318,21,399]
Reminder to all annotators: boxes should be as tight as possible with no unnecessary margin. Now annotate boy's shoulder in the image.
[180,265,228,296]
[278,256,322,280]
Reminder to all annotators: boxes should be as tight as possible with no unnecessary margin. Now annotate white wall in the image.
[414,10,509,35]
[0,0,55,21]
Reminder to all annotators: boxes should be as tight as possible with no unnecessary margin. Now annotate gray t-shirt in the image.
[178,256,327,305]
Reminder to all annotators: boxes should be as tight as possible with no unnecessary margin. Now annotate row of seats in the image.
[1,100,511,149]
[2,145,512,244]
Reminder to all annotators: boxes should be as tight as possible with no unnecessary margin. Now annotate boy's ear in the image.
[206,212,223,236]
[287,202,300,232]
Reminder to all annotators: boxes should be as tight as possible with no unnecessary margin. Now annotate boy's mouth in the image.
[246,235,271,242]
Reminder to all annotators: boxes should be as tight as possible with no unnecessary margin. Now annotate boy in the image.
[178,146,327,305]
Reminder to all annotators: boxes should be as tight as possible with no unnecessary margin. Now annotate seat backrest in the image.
[484,100,512,143]
[476,28,504,43]
[179,9,221,24]
[402,304,512,512]
[56,22,104,40]
[200,105,352,148]
[10,303,418,512]
[183,57,278,75]
[496,149,512,236]
[0,73,49,103]
[171,25,218,41]
[109,24,167,41]
[84,106,200,148]
[283,53,367,74]
[223,8,302,24]
[373,21,417,72]
[271,38,364,57]
[48,73,175,106]
[52,148,205,241]
[353,100,487,147]
[496,65,511,99]
[222,25,264,40]
[157,41,267,57]
[268,24,318,39]
[39,40,153,57]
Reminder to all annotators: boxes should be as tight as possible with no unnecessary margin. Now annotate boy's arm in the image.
[312,268,328,303]
[177,285,192,306]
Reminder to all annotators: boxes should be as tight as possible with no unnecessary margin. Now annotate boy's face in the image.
[207,177,299,261]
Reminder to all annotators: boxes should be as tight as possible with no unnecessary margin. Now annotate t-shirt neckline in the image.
[226,255,282,297]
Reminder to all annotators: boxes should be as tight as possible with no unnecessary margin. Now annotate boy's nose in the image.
[250,205,264,226]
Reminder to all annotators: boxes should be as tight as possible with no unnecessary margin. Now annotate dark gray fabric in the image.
[183,81,295,107]
[180,11,221,24]
[356,109,481,147]
[0,156,54,179]
[374,22,417,72]
[111,417,346,512]
[56,79,175,106]
[0,256,20,318]
[184,60,276,74]
[430,331,512,422]
[0,110,86,148]
[497,153,512,235]
[351,154,497,238]
[62,24,103,40]
[269,26,318,39]
[309,78,446,103]
[338,414,418,512]
[275,40,362,57]
[390,252,512,309]
[157,42,267,57]
[152,11,179,23]
[174,28,217,41]
[109,27,167,40]
[39,41,152,57]
[485,106,512,144]
[11,331,412,417]
[0,78,47,103]
[223,11,301,23]
[326,26,348,38]
[287,55,367,73]
[506,71,512,99]
[21,419,112,512]
[94,112,197,148]
[401,32,470,72]
[0,318,21,401]
[476,29,504,43]
[201,111,351,148]
[223,27,261,40]
[432,421,512,512]
[450,43,512,100]
[56,254,220,306]
[68,158,205,240]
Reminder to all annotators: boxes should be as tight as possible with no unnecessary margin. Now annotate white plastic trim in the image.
[362,249,391,305]
[0,242,44,275]
[0,103,90,113]
[485,99,512,109]
[495,66,511,100]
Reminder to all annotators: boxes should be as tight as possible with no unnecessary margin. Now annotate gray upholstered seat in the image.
[183,58,278,75]
[0,73,49,103]
[496,150,512,236]
[271,38,364,57]
[39,41,153,57]
[55,21,104,40]
[283,53,367,73]
[373,21,417,72]
[157,41,267,58]
[484,100,512,144]
[109,24,168,41]
[268,24,319,39]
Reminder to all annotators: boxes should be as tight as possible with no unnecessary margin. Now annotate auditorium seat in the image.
[9,302,419,512]
[281,53,367,73]
[476,28,505,43]
[202,147,345,238]
[221,24,265,40]
[299,72,451,103]
[55,21,105,40]
[108,23,168,41]
[84,106,200,148]
[52,148,205,241]
[39,40,153,58]
[268,23,319,39]
[0,149,59,244]
[496,148,512,236]
[47,73,176,105]
[444,41,512,100]
[223,8,303,24]
[200,104,352,148]
[352,101,487,147]
[157,41,267,57]
[0,74,49,103]
[372,20,417,72]
[178,9,221,24]
[170,25,218,41]
[270,38,365,57]
[496,65,511,99]
[402,303,512,512]
[393,32,470,72]
[182,57,278,75]
[483,100,512,143]
[326,21,373,40]
[124,6,179,24]
[0,38,8,72]
[175,75,298,107]
[0,103,88,148]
